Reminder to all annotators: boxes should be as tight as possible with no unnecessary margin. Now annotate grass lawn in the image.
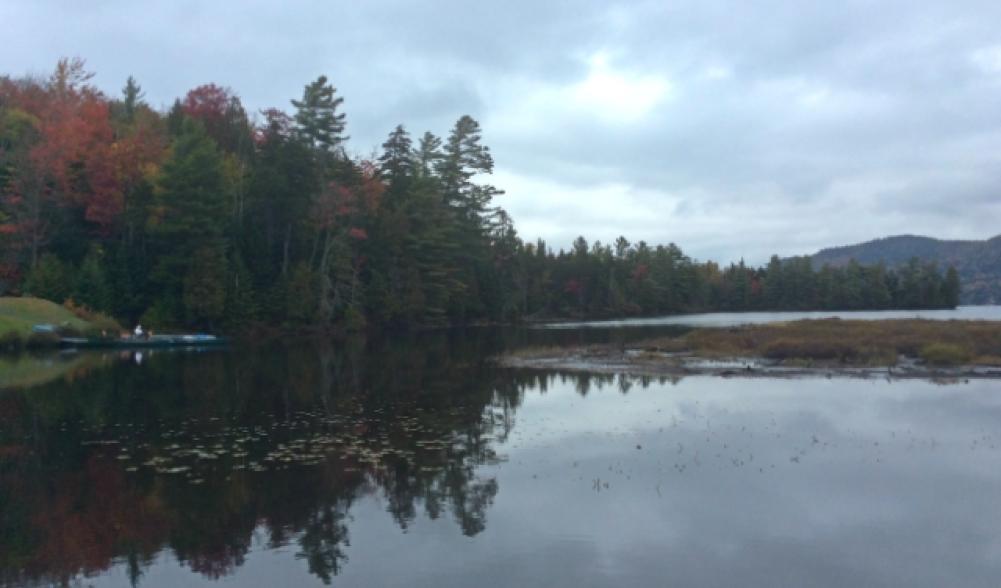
[0,297,120,345]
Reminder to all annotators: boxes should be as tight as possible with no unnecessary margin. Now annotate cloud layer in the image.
[5,0,1001,262]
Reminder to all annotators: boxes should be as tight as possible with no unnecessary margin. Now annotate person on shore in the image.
[134,324,144,339]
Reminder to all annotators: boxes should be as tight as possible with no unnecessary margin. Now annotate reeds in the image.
[641,319,1001,367]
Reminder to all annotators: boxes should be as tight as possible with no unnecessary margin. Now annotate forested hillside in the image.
[0,59,960,331]
[812,235,1001,304]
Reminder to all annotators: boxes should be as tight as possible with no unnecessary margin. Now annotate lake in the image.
[539,304,1001,329]
[3,309,1001,587]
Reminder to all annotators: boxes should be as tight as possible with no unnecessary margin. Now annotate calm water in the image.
[541,304,1001,328]
[3,317,1001,587]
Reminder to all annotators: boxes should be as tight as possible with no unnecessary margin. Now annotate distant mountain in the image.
[810,234,1001,305]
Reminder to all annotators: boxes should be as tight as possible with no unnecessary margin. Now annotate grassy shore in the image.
[0,297,120,350]
[636,319,1001,367]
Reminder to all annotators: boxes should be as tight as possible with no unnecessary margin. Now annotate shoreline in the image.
[498,348,1001,381]
[496,318,1001,381]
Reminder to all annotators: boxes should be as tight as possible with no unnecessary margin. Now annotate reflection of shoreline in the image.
[0,347,233,391]
[0,335,514,587]
[501,351,1001,382]
[1,404,504,587]
[0,352,109,391]
[4,340,1001,587]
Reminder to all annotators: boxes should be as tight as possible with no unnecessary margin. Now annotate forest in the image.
[0,59,961,331]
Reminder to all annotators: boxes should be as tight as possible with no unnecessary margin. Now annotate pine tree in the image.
[122,76,144,122]
[105,243,145,322]
[166,99,185,137]
[73,246,111,311]
[247,110,316,279]
[25,254,70,303]
[183,247,227,328]
[149,119,228,323]
[292,76,348,160]
[378,124,414,192]
[439,115,497,215]
[153,121,227,246]
[415,132,443,178]
[434,116,506,319]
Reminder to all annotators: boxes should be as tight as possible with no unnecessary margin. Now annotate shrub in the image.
[63,299,122,333]
[919,343,971,366]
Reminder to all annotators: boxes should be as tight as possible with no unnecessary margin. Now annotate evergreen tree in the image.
[415,131,443,178]
[439,115,498,217]
[763,255,783,308]
[943,266,961,308]
[73,246,111,311]
[292,75,348,160]
[122,76,144,122]
[183,247,227,328]
[246,109,316,279]
[25,254,70,303]
[379,124,414,194]
[149,119,228,324]
[165,99,185,137]
[105,243,146,322]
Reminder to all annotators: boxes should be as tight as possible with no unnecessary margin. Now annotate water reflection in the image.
[2,331,1001,587]
[0,331,519,586]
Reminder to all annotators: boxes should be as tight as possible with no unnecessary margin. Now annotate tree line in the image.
[0,59,960,331]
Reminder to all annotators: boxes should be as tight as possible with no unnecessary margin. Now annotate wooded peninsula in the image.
[0,59,960,332]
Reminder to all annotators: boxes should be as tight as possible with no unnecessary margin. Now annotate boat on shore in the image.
[60,333,225,349]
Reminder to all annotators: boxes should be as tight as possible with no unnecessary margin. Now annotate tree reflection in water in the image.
[0,329,662,586]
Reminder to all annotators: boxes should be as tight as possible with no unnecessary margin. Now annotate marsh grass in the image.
[919,343,972,366]
[639,319,1001,367]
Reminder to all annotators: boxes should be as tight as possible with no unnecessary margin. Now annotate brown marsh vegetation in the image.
[638,319,1001,367]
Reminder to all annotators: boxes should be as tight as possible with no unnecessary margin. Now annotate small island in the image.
[500,319,1001,380]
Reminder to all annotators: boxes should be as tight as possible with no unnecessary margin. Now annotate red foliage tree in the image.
[357,160,384,213]
[182,84,231,126]
[1,59,125,260]
[182,84,249,153]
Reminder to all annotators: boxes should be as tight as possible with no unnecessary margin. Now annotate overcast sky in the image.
[4,0,1001,264]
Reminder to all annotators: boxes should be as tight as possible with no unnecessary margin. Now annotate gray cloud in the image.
[4,0,1001,263]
